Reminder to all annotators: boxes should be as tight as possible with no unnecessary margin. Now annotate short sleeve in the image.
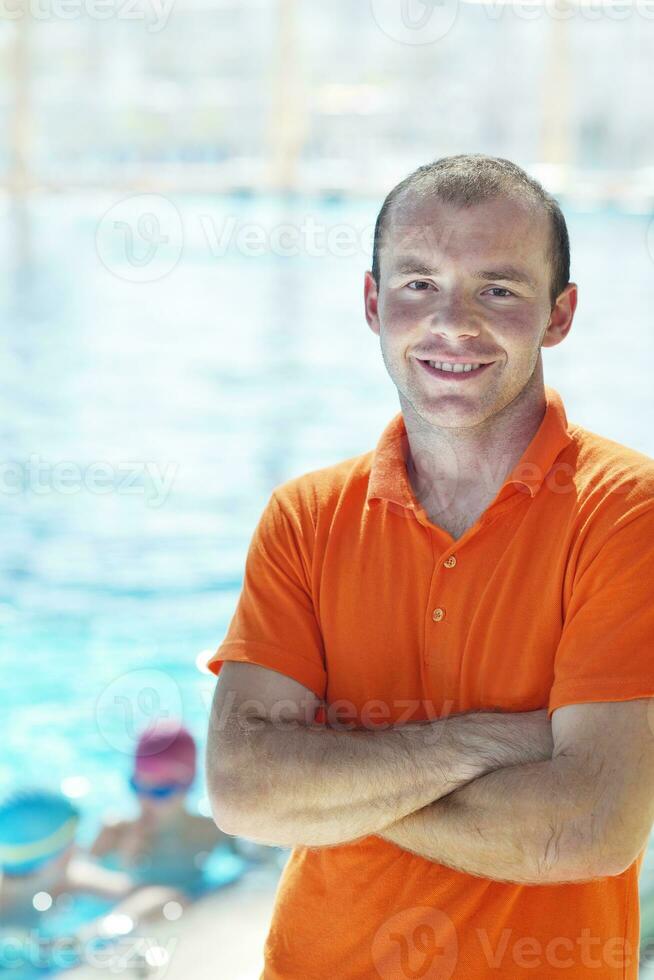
[206,492,327,699]
[548,504,654,718]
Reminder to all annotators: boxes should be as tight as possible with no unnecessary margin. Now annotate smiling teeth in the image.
[429,361,482,373]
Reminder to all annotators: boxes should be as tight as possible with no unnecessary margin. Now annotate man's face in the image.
[364,192,576,429]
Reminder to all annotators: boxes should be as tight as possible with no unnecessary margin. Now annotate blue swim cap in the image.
[0,789,80,875]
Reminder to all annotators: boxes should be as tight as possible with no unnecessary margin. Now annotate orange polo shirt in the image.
[208,384,654,979]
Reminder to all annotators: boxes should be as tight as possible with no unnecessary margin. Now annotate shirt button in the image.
[443,555,457,568]
[432,607,445,622]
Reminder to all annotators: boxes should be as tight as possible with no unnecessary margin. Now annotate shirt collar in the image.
[366,385,574,512]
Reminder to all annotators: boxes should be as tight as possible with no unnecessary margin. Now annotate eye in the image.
[406,280,433,291]
[485,287,513,298]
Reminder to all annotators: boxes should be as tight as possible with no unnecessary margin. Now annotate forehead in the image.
[383,191,550,272]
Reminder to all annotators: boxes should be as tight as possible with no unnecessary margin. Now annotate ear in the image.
[541,282,577,349]
[364,270,381,337]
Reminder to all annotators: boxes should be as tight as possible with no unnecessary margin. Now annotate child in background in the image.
[89,721,277,898]
[0,789,126,929]
[0,788,184,976]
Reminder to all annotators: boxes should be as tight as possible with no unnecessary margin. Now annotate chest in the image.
[316,496,571,723]
[421,490,500,541]
[424,511,477,541]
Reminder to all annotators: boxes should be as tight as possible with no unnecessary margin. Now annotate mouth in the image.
[417,358,495,381]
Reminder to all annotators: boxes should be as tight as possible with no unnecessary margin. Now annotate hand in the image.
[450,706,555,778]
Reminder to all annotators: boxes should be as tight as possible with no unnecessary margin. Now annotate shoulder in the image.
[559,424,654,558]
[269,449,375,531]
[565,424,654,508]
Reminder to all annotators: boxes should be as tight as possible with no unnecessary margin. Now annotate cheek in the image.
[379,328,409,368]
[380,286,418,320]
[380,306,419,350]
[384,294,423,324]
[487,308,543,346]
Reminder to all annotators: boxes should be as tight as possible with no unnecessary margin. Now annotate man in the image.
[205,154,654,979]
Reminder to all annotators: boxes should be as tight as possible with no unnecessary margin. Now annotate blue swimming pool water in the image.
[1,193,653,883]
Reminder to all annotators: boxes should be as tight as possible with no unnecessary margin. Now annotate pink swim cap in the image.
[134,721,197,785]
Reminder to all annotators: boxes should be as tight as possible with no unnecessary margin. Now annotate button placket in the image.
[430,546,457,628]
[423,533,458,680]
[432,555,455,621]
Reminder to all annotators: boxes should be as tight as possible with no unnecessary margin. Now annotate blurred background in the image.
[1,0,654,976]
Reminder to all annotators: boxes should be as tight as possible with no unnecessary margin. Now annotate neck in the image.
[400,365,547,514]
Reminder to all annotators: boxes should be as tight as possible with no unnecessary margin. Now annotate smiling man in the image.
[366,176,576,540]
[206,154,654,979]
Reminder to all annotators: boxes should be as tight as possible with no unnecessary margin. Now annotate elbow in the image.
[205,740,252,837]
[208,793,243,838]
[207,779,303,848]
[539,819,637,884]
[210,792,290,845]
[207,775,262,840]
[591,836,645,880]
[206,749,281,843]
[215,785,295,845]
[205,729,304,847]
[579,829,642,880]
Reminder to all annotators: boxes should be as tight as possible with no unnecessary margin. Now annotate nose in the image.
[428,295,481,340]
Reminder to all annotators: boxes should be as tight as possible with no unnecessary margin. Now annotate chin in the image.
[411,394,490,429]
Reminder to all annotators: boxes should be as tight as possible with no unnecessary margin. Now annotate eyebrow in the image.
[390,256,537,290]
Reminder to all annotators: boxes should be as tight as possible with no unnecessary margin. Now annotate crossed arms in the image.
[206,661,654,886]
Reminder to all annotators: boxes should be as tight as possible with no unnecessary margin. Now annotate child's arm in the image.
[87,820,126,859]
[64,849,134,900]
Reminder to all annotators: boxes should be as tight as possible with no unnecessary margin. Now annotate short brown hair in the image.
[371,153,570,308]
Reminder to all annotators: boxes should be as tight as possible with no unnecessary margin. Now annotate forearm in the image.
[378,754,606,885]
[210,709,553,848]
